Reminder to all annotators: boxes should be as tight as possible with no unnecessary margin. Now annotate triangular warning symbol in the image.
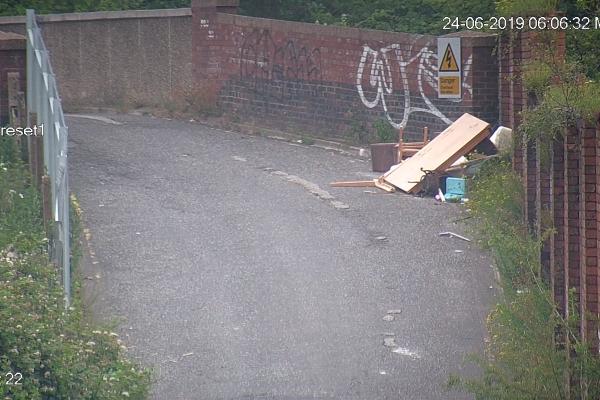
[439,44,459,72]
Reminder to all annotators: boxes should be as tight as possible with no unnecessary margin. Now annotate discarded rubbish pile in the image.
[331,113,510,200]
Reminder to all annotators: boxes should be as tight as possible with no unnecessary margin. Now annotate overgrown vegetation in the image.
[447,0,600,395]
[520,41,600,149]
[373,118,396,142]
[0,136,151,399]
[448,158,600,399]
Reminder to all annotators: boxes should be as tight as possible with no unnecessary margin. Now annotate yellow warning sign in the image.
[439,44,459,72]
[439,76,460,96]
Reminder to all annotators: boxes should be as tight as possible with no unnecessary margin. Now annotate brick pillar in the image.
[537,139,552,283]
[191,0,239,101]
[498,32,509,128]
[594,122,600,354]
[524,139,537,232]
[581,122,599,351]
[565,126,581,332]
[553,137,567,316]
[506,31,525,176]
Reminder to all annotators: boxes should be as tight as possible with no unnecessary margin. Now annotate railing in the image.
[26,9,71,307]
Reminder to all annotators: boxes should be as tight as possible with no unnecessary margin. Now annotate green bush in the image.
[0,136,151,399]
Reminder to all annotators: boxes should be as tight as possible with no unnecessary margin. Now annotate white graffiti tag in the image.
[356,42,472,128]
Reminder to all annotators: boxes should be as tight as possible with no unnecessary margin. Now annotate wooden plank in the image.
[374,178,395,193]
[330,179,395,193]
[383,113,490,193]
[400,142,426,148]
[330,180,376,188]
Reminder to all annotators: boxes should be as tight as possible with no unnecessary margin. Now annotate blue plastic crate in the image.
[444,177,466,201]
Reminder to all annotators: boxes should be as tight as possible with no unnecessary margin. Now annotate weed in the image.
[373,118,396,142]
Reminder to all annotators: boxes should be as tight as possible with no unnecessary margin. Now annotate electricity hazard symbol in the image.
[437,37,461,99]
[439,44,459,72]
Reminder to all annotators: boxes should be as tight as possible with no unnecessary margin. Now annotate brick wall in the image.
[0,31,26,125]
[192,0,498,142]
[0,3,499,142]
[501,28,600,351]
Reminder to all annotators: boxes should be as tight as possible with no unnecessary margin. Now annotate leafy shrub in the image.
[0,136,151,399]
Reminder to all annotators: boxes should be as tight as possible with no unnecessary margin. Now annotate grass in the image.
[0,135,151,399]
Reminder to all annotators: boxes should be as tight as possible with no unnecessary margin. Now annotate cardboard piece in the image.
[383,113,490,193]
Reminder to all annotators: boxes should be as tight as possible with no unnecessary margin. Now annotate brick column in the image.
[524,139,537,232]
[191,0,239,102]
[552,137,567,316]
[594,122,600,354]
[565,126,581,331]
[500,30,526,176]
[581,122,599,351]
[537,139,552,283]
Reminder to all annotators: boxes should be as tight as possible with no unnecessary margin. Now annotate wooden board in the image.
[330,180,376,188]
[383,113,490,193]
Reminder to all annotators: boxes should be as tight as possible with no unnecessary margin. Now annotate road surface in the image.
[68,112,494,400]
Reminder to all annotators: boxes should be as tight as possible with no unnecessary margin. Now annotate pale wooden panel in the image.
[383,113,490,193]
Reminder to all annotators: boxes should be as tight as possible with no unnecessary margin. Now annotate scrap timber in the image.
[330,178,395,193]
[382,113,490,193]
[330,113,491,194]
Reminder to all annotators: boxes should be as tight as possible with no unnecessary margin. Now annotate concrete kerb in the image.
[221,122,371,159]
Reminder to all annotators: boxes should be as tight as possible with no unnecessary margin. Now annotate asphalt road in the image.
[68,112,494,400]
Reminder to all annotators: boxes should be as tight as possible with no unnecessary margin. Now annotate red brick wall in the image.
[192,0,498,142]
[0,31,26,125]
[500,28,599,350]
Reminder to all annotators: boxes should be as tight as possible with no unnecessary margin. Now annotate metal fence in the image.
[26,9,71,307]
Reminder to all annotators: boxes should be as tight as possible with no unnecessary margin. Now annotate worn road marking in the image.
[66,114,123,125]
[270,170,350,210]
[232,156,247,162]
[392,347,421,359]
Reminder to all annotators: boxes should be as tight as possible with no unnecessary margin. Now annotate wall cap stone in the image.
[216,12,436,43]
[0,8,190,25]
[0,30,25,50]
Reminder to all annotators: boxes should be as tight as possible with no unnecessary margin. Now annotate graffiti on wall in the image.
[239,29,322,101]
[356,41,472,128]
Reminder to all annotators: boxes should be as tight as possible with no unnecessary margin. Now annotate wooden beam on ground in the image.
[330,178,395,193]
[330,180,376,188]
